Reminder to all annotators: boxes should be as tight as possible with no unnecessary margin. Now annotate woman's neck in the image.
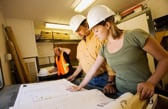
[108,30,124,40]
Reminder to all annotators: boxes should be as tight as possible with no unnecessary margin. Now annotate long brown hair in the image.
[98,16,123,39]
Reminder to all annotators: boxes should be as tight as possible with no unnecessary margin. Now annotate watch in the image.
[107,81,115,86]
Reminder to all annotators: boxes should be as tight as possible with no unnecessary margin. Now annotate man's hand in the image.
[103,83,116,94]
[137,81,155,100]
[67,75,76,81]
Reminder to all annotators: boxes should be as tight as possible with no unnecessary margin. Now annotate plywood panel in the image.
[117,14,149,32]
[6,19,38,58]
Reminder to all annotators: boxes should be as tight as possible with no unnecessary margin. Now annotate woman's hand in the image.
[137,81,155,100]
[67,86,81,92]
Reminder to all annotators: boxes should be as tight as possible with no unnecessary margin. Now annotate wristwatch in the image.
[107,81,115,86]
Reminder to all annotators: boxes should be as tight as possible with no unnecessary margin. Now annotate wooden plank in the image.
[5,26,32,83]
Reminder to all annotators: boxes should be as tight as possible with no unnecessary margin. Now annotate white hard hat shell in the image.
[87,5,115,29]
[69,14,86,32]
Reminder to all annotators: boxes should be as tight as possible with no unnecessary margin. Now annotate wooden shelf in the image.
[117,8,150,24]
[36,39,80,44]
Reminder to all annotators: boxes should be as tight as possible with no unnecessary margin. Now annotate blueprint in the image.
[13,79,133,109]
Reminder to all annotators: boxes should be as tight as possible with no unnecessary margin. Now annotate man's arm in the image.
[68,55,105,91]
[67,64,83,81]
[103,63,116,94]
[60,47,71,54]
[105,64,115,82]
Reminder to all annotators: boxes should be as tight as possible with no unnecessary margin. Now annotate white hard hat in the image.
[69,14,86,32]
[87,5,115,29]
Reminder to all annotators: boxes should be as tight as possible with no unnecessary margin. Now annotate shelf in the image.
[36,39,80,44]
[117,8,150,24]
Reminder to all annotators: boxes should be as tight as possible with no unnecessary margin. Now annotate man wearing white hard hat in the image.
[68,14,116,96]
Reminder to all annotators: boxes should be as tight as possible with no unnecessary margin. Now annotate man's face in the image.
[76,25,89,39]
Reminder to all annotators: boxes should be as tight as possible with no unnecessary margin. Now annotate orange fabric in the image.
[56,52,69,76]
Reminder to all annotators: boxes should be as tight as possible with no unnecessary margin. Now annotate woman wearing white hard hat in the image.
[68,5,168,100]
[68,14,116,96]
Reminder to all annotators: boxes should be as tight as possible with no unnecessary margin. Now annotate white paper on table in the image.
[13,79,134,109]
[9,107,14,109]
[13,79,75,109]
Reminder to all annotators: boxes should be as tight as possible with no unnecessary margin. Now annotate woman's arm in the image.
[68,55,105,91]
[138,36,168,99]
[144,37,168,86]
